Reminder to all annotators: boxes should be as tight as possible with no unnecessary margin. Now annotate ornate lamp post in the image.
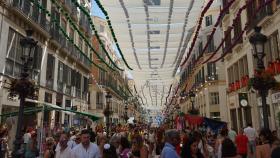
[124,101,129,123]
[104,92,112,138]
[11,30,38,157]
[188,91,198,115]
[249,26,270,129]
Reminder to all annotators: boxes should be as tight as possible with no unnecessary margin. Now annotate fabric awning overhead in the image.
[101,0,205,109]
[0,99,100,122]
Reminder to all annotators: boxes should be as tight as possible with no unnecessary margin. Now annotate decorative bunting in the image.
[30,0,110,72]
[50,0,121,71]
[180,0,215,67]
[92,0,133,70]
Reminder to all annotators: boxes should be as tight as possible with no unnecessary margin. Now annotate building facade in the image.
[90,16,134,125]
[0,0,92,147]
[222,0,280,131]
[179,1,228,122]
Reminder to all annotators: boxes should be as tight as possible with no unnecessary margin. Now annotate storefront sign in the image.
[272,92,280,104]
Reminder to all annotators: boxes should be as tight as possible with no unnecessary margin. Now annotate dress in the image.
[24,139,38,158]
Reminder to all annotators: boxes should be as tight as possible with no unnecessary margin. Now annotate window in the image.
[71,69,76,87]
[265,31,279,64]
[233,15,242,44]
[207,35,215,53]
[198,42,203,56]
[5,28,24,77]
[57,61,63,83]
[100,25,104,32]
[210,112,220,120]
[61,18,67,31]
[233,63,239,81]
[69,27,74,40]
[83,76,88,93]
[207,63,216,76]
[144,0,161,6]
[205,15,213,26]
[210,92,219,105]
[79,37,83,53]
[44,92,52,103]
[63,64,71,86]
[96,92,103,109]
[46,54,55,88]
[99,70,106,85]
[224,27,232,53]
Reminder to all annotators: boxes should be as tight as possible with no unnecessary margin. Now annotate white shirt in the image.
[71,143,101,158]
[55,146,72,158]
[23,133,31,144]
[244,126,256,141]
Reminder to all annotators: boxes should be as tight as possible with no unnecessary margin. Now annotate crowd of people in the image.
[1,122,280,158]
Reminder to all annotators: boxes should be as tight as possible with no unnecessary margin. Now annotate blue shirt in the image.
[160,143,180,158]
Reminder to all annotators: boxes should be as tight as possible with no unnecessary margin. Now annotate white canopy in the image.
[102,0,205,109]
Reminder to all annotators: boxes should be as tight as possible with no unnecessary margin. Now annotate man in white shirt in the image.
[71,129,101,158]
[55,132,72,158]
[244,123,257,155]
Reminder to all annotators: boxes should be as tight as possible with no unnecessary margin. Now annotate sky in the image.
[91,0,105,19]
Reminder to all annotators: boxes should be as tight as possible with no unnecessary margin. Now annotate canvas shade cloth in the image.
[0,99,100,122]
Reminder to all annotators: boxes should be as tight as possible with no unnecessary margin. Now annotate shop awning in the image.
[0,99,100,122]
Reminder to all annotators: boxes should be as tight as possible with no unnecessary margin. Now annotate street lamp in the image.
[249,26,270,129]
[124,101,129,123]
[189,91,196,114]
[104,92,112,138]
[10,29,38,157]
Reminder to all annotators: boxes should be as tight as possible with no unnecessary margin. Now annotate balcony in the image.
[65,85,71,95]
[46,79,54,89]
[71,5,78,21]
[76,88,81,99]
[247,2,273,31]
[206,74,219,81]
[57,81,63,92]
[11,0,50,33]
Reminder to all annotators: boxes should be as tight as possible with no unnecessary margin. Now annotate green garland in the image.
[29,0,114,72]
[74,0,133,70]
[49,0,121,71]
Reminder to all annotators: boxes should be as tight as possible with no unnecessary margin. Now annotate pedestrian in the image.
[235,128,248,158]
[25,132,39,158]
[119,137,130,158]
[103,143,118,158]
[44,137,55,158]
[221,138,240,158]
[215,127,228,158]
[109,134,121,155]
[160,129,180,158]
[244,123,257,157]
[97,135,107,157]
[55,132,72,158]
[228,128,237,142]
[131,134,149,158]
[256,128,273,158]
[0,125,8,158]
[271,146,280,158]
[71,129,101,158]
[181,137,204,158]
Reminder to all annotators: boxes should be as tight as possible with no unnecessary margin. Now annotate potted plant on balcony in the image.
[248,70,280,91]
